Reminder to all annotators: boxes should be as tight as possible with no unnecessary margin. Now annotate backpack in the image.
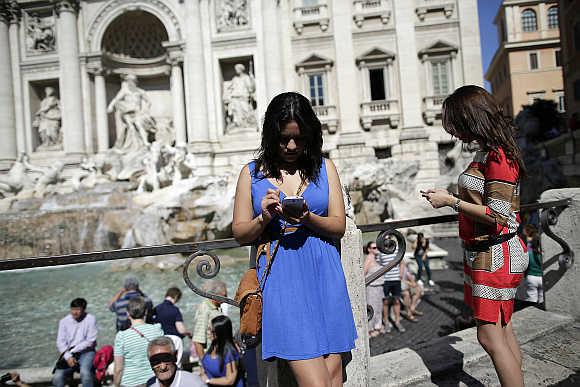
[93,345,114,383]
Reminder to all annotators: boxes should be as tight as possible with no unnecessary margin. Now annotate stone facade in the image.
[0,0,482,191]
[486,0,564,118]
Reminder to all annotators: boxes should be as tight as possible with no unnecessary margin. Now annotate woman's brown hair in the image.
[442,85,526,176]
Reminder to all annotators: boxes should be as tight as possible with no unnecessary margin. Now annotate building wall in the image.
[486,0,562,117]
[509,47,563,113]
[0,0,483,184]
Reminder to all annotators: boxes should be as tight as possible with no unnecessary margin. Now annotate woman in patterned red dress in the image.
[422,85,527,387]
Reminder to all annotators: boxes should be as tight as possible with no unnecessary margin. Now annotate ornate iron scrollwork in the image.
[365,229,407,321]
[182,250,240,307]
[540,204,574,269]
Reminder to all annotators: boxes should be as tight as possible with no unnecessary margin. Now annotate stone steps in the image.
[368,307,575,386]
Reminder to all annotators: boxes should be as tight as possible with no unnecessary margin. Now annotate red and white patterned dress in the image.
[458,147,528,324]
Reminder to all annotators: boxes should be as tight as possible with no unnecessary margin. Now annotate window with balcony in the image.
[547,6,559,29]
[522,9,537,32]
[529,52,539,70]
[418,40,458,124]
[295,54,337,133]
[356,48,399,129]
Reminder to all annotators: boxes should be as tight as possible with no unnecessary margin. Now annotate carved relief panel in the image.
[215,0,251,32]
[24,9,56,55]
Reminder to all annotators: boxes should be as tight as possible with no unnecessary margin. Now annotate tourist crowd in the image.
[45,276,252,387]
[363,234,431,338]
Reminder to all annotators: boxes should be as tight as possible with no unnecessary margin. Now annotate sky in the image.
[477,0,504,90]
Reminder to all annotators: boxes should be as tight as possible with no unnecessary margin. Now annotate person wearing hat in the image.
[109,276,154,331]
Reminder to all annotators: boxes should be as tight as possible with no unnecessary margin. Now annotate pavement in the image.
[370,237,472,356]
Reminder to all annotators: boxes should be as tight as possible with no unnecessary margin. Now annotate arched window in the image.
[522,9,537,32]
[547,7,559,29]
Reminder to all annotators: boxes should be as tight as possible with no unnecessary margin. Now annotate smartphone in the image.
[282,196,304,216]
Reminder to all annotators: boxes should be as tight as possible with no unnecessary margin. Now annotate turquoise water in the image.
[0,256,247,369]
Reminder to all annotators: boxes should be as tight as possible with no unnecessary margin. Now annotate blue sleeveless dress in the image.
[248,159,357,360]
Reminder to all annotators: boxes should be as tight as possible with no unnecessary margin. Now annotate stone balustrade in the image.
[292,3,329,34]
[353,0,391,27]
[422,94,447,125]
[313,104,338,134]
[360,99,400,130]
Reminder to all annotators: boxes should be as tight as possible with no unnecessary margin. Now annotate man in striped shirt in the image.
[109,276,153,331]
[377,252,406,333]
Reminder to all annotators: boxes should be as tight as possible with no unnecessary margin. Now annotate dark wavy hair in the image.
[254,92,323,182]
[206,315,238,374]
[442,85,526,176]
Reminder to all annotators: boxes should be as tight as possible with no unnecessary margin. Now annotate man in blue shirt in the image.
[152,287,191,339]
[108,276,153,331]
[53,298,98,387]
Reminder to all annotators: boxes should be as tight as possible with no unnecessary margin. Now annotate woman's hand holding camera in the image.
[260,189,283,224]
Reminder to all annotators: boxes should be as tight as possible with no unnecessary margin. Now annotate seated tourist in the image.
[52,298,98,387]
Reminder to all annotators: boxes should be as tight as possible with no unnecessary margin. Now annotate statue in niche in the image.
[107,73,156,153]
[33,86,62,151]
[217,0,249,31]
[26,15,55,52]
[223,63,257,133]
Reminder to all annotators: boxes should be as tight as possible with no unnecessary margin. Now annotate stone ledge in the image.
[368,307,574,387]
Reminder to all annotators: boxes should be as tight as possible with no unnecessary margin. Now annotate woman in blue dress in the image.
[232,92,357,385]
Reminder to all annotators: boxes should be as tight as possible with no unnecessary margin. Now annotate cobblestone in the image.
[370,237,473,356]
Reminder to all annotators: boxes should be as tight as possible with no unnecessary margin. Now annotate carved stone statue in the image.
[136,142,162,193]
[223,63,257,133]
[26,15,55,52]
[22,156,64,198]
[33,87,62,151]
[217,0,249,31]
[107,73,156,153]
[0,153,32,198]
[71,156,110,191]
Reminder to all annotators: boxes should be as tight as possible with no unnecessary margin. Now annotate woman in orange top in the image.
[422,86,527,387]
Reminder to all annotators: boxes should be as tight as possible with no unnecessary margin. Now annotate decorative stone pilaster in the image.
[165,43,187,146]
[261,0,284,98]
[6,0,26,155]
[0,1,18,162]
[88,61,109,153]
[54,0,85,155]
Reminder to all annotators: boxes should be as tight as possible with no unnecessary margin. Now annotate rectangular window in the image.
[431,60,449,96]
[309,73,324,106]
[557,95,565,112]
[529,52,539,70]
[555,50,562,67]
[369,68,386,101]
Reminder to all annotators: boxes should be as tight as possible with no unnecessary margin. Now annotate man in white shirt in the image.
[147,336,204,387]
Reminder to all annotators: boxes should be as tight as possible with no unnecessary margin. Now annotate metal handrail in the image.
[0,199,571,272]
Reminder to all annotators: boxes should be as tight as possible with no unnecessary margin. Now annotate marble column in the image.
[55,0,85,155]
[457,0,483,86]
[168,53,187,145]
[7,2,26,154]
[183,0,209,145]
[332,0,359,134]
[393,0,424,131]
[0,3,17,162]
[261,0,284,98]
[91,65,109,153]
